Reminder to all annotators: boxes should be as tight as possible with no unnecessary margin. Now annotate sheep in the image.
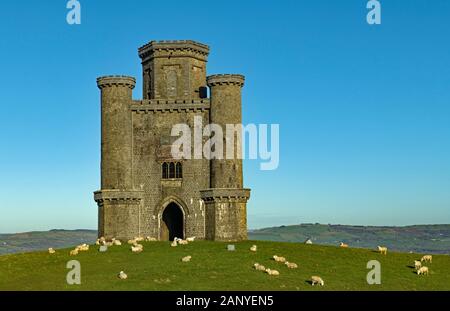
[181,256,192,262]
[414,260,422,270]
[171,240,178,247]
[304,238,313,245]
[48,248,55,254]
[178,239,189,245]
[113,239,122,246]
[250,245,257,252]
[273,255,286,263]
[128,239,137,245]
[377,246,388,255]
[417,266,429,276]
[285,261,298,269]
[253,263,266,271]
[145,236,157,242]
[69,249,79,256]
[95,239,101,245]
[265,268,280,276]
[186,237,196,242]
[75,244,89,252]
[421,255,432,263]
[131,244,143,253]
[339,242,349,248]
[311,276,324,286]
[135,236,144,242]
[118,271,128,280]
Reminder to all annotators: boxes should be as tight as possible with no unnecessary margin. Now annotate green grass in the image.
[0,241,449,290]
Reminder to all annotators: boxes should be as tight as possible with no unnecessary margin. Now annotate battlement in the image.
[207,74,245,87]
[131,99,210,113]
[97,76,136,89]
[138,40,210,62]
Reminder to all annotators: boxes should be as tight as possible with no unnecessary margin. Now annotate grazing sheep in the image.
[377,246,388,255]
[254,263,266,271]
[76,244,89,252]
[181,256,192,262]
[186,237,196,242]
[250,245,257,252]
[113,239,122,246]
[304,238,313,245]
[265,268,280,276]
[48,248,55,254]
[421,255,432,263]
[171,240,178,247]
[145,236,157,242]
[131,244,143,253]
[135,236,144,242]
[414,260,422,270]
[118,271,128,280]
[285,261,298,269]
[69,249,79,256]
[273,255,286,263]
[339,242,349,248]
[417,266,429,276]
[311,276,324,286]
[178,239,189,245]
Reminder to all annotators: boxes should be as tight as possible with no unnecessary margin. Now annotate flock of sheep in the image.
[46,237,435,286]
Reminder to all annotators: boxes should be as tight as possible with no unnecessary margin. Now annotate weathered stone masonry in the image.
[94,40,251,241]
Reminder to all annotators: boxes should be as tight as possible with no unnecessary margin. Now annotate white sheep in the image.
[178,240,189,245]
[339,242,349,248]
[118,271,128,280]
[414,260,422,270]
[273,255,286,263]
[311,276,324,286]
[171,240,178,247]
[417,266,429,275]
[181,256,192,262]
[253,263,266,271]
[48,248,56,254]
[186,237,196,242]
[377,246,388,255]
[113,239,122,246]
[265,268,280,276]
[421,255,432,263]
[145,236,157,242]
[131,244,143,253]
[285,261,298,269]
[134,236,144,242]
[69,249,78,256]
[250,245,257,252]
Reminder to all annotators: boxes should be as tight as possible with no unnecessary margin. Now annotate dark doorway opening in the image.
[161,202,184,241]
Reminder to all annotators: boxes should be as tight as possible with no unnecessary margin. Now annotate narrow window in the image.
[176,162,183,179]
[169,162,175,179]
[162,162,168,179]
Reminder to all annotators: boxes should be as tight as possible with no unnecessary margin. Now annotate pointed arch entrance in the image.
[160,202,184,241]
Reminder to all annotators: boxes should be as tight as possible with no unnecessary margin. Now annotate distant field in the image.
[249,224,450,255]
[0,240,448,291]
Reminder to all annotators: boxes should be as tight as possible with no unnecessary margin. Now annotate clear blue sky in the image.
[0,1,449,233]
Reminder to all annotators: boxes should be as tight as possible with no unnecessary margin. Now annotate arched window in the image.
[176,162,183,178]
[162,162,168,179]
[169,162,175,179]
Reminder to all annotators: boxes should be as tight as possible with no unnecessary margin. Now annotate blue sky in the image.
[0,0,449,233]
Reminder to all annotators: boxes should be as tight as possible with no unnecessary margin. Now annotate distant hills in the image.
[249,224,450,254]
[1,224,449,255]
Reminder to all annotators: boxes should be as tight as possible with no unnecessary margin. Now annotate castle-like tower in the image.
[94,40,250,241]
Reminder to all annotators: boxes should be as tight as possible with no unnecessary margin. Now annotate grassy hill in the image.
[0,240,449,290]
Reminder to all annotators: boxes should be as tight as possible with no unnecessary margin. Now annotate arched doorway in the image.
[160,202,184,241]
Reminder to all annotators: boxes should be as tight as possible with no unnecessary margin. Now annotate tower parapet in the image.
[138,40,210,100]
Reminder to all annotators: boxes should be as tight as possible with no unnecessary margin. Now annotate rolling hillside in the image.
[0,240,449,291]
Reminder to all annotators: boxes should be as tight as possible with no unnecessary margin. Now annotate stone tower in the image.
[94,40,250,241]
